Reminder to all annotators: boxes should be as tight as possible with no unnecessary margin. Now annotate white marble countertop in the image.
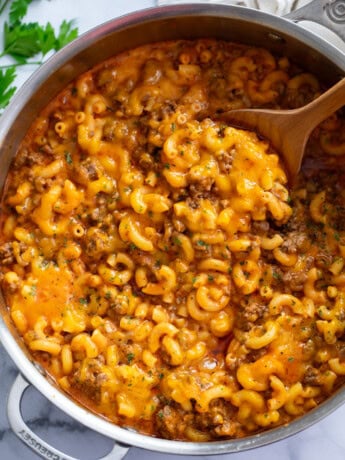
[0,1,345,459]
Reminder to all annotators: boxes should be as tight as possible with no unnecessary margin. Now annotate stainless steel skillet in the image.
[0,1,344,459]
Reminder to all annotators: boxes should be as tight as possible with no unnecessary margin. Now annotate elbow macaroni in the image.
[1,39,345,442]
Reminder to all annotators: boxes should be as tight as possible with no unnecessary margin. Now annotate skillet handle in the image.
[7,373,129,460]
[284,0,345,42]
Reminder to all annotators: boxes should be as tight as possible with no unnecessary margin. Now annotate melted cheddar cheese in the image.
[1,39,345,441]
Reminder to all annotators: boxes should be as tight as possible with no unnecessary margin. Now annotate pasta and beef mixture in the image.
[1,39,345,441]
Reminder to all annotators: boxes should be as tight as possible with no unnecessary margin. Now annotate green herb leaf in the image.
[172,236,181,246]
[9,0,32,25]
[55,20,78,50]
[0,67,17,109]
[64,151,73,165]
[4,21,43,59]
[273,271,282,281]
[38,22,56,56]
[334,232,340,241]
[127,352,135,364]
[0,3,79,110]
[4,19,74,60]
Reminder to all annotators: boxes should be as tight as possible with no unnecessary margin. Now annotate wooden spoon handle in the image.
[297,78,345,129]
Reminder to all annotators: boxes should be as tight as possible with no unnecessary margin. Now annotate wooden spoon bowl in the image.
[219,78,345,182]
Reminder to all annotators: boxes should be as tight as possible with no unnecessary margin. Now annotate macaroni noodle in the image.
[1,39,345,441]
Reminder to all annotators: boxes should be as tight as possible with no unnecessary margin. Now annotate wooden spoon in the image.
[219,78,345,182]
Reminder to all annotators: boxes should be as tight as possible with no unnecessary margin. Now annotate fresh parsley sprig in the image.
[9,0,32,24]
[0,67,16,109]
[0,0,78,111]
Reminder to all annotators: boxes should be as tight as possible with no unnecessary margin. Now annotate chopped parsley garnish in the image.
[172,236,182,246]
[64,151,72,165]
[273,271,282,281]
[196,240,208,247]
